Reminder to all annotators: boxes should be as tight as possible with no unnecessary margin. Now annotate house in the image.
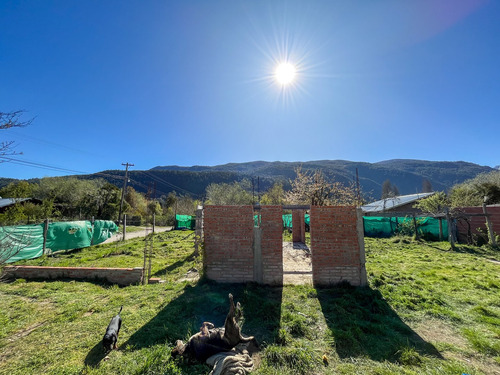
[361,192,435,216]
[0,197,42,213]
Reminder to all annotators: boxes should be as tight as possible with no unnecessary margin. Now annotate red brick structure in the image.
[260,206,284,285]
[203,205,367,287]
[292,209,306,243]
[310,206,366,286]
[204,206,255,283]
[456,205,500,243]
[3,266,143,286]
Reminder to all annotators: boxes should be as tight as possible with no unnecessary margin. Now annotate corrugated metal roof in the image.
[361,192,435,213]
[0,198,31,209]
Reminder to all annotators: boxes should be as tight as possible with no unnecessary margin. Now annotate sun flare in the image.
[275,62,296,85]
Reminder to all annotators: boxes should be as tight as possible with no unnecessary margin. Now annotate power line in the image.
[137,170,200,197]
[1,155,202,198]
[0,156,88,175]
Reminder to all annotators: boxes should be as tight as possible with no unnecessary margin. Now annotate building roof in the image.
[0,197,32,209]
[361,192,435,213]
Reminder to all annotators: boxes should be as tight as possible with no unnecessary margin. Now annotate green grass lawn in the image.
[0,232,499,375]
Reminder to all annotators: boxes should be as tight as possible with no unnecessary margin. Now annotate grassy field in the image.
[0,231,499,375]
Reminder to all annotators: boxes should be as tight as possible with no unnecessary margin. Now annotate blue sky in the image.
[1,0,499,180]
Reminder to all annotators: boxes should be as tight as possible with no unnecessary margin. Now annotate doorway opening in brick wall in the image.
[282,206,312,285]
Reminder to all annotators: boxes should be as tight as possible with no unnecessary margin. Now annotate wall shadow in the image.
[152,250,198,277]
[121,280,283,351]
[317,284,442,362]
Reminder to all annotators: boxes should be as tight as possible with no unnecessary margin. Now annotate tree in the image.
[0,180,35,198]
[285,167,357,206]
[381,179,399,199]
[261,182,285,205]
[449,171,500,207]
[0,110,34,160]
[205,181,253,205]
[413,192,449,214]
[422,178,433,193]
[124,186,147,219]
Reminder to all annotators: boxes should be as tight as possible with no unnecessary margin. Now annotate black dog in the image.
[103,306,123,352]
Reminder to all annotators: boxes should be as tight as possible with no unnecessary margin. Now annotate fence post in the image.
[90,216,95,246]
[445,208,456,250]
[412,214,419,240]
[482,203,497,246]
[153,213,155,234]
[438,218,443,241]
[194,206,203,256]
[42,219,49,255]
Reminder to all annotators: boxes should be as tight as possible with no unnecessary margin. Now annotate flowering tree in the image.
[285,167,358,206]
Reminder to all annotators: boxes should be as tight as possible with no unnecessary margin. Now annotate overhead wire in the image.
[137,170,201,197]
[0,156,196,199]
[1,131,201,198]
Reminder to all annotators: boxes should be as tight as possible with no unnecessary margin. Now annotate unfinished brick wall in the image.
[204,205,254,283]
[310,206,367,286]
[260,206,283,285]
[3,266,143,286]
[203,205,366,287]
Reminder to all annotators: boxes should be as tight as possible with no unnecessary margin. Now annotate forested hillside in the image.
[1,159,494,200]
[150,159,494,199]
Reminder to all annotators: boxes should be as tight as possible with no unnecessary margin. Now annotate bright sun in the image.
[275,62,296,85]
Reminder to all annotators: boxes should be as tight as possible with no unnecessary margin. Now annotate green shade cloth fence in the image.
[175,214,196,230]
[254,213,311,228]
[363,216,448,240]
[0,224,45,264]
[0,220,119,263]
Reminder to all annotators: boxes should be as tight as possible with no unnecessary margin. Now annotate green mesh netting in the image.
[0,224,45,263]
[363,216,448,240]
[253,213,310,228]
[1,220,119,263]
[92,220,119,245]
[176,214,195,230]
[45,221,93,252]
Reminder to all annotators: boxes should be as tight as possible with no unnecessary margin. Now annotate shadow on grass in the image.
[121,280,283,351]
[317,284,443,362]
[84,342,106,368]
[153,251,198,277]
[424,242,500,261]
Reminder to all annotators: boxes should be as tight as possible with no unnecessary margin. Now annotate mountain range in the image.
[118,159,495,200]
[1,159,495,201]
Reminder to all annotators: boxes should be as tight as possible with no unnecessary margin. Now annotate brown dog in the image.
[172,294,256,362]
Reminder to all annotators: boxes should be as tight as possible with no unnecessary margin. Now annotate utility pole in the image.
[356,168,361,206]
[118,162,134,226]
[257,176,260,204]
[252,177,255,204]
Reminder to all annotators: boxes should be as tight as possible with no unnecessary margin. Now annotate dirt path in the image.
[102,226,172,244]
[283,241,312,285]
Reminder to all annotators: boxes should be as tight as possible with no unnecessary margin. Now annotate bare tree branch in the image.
[0,110,34,161]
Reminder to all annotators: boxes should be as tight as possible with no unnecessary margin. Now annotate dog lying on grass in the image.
[172,294,257,362]
[102,306,122,352]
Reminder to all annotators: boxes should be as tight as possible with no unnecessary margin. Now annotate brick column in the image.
[261,206,283,285]
[310,206,366,286]
[292,209,305,242]
[204,206,254,283]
